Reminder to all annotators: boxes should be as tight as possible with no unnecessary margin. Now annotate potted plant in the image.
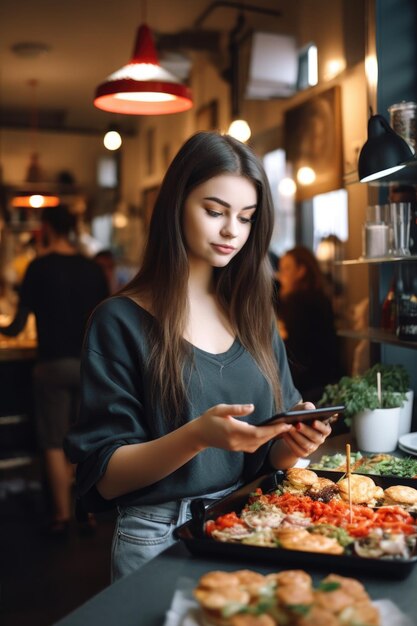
[363,363,413,436]
[319,365,407,452]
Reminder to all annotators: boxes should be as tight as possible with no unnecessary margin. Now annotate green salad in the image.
[311,452,417,478]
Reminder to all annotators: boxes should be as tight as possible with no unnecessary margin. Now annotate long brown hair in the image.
[122,131,281,424]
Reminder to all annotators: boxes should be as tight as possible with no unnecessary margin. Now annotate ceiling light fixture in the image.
[297,166,316,185]
[103,129,122,151]
[358,113,415,182]
[11,80,60,210]
[94,24,193,115]
[11,193,60,209]
[226,12,251,143]
[228,119,251,143]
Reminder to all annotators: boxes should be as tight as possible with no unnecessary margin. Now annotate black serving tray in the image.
[174,470,417,579]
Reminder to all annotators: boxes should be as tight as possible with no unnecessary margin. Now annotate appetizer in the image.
[337,475,384,506]
[204,470,417,560]
[311,452,417,479]
[193,568,380,625]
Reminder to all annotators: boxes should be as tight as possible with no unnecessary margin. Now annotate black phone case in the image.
[256,405,344,426]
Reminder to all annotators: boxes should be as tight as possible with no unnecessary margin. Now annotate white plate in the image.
[399,432,417,452]
[398,442,417,456]
[164,581,414,626]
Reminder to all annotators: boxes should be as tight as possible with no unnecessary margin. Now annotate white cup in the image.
[362,223,389,258]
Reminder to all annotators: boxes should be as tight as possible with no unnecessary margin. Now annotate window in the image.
[97,156,118,189]
[297,43,318,90]
[263,149,295,256]
[312,188,348,252]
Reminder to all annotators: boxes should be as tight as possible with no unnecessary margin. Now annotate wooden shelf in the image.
[337,326,417,349]
[335,255,417,266]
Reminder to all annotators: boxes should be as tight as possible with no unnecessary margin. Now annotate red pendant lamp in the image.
[94,24,193,115]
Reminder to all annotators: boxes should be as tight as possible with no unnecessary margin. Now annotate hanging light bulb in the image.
[227,119,251,143]
[11,193,60,209]
[94,24,193,115]
[103,130,122,150]
[297,166,316,185]
[278,176,297,197]
[11,80,60,209]
[226,12,251,143]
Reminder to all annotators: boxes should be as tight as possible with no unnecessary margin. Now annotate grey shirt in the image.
[65,297,301,509]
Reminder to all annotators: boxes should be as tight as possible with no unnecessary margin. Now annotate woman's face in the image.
[182,174,257,269]
[278,254,305,296]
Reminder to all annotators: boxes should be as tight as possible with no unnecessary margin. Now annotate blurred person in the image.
[65,131,332,580]
[0,205,109,535]
[94,249,118,293]
[276,245,343,403]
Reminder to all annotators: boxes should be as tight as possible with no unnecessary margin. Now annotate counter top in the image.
[54,543,417,626]
[54,434,417,626]
[0,344,37,361]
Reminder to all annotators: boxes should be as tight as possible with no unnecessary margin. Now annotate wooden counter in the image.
[0,333,37,361]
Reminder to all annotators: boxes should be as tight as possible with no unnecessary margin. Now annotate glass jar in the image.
[388,101,417,152]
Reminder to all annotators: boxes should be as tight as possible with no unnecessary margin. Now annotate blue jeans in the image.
[111,484,241,581]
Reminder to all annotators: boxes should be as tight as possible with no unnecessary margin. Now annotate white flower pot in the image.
[398,389,414,437]
[354,407,401,452]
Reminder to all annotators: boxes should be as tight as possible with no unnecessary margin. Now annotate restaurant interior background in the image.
[0,0,417,624]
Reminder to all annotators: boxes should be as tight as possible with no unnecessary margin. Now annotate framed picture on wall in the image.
[284,86,343,201]
[195,99,219,131]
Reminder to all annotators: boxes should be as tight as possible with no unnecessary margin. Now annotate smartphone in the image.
[256,405,344,427]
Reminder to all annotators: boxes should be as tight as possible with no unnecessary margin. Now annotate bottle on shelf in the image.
[397,293,417,341]
[395,262,417,342]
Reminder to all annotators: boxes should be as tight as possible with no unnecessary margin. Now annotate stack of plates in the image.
[398,432,417,456]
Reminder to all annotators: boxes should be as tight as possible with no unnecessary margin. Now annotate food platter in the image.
[174,470,417,579]
[310,452,417,479]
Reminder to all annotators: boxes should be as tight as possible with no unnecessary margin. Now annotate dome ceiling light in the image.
[94,24,193,115]
[11,80,60,209]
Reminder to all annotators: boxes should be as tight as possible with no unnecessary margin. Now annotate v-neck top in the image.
[65,296,301,509]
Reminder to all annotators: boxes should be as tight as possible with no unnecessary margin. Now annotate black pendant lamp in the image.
[358,114,415,182]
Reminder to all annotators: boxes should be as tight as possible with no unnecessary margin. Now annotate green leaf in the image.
[248,501,263,512]
[318,581,341,592]
[318,368,407,420]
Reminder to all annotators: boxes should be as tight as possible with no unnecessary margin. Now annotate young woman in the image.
[65,132,332,580]
[276,245,343,403]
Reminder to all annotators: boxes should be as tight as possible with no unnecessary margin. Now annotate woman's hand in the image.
[268,401,332,469]
[279,400,332,458]
[192,403,293,454]
[281,418,331,458]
